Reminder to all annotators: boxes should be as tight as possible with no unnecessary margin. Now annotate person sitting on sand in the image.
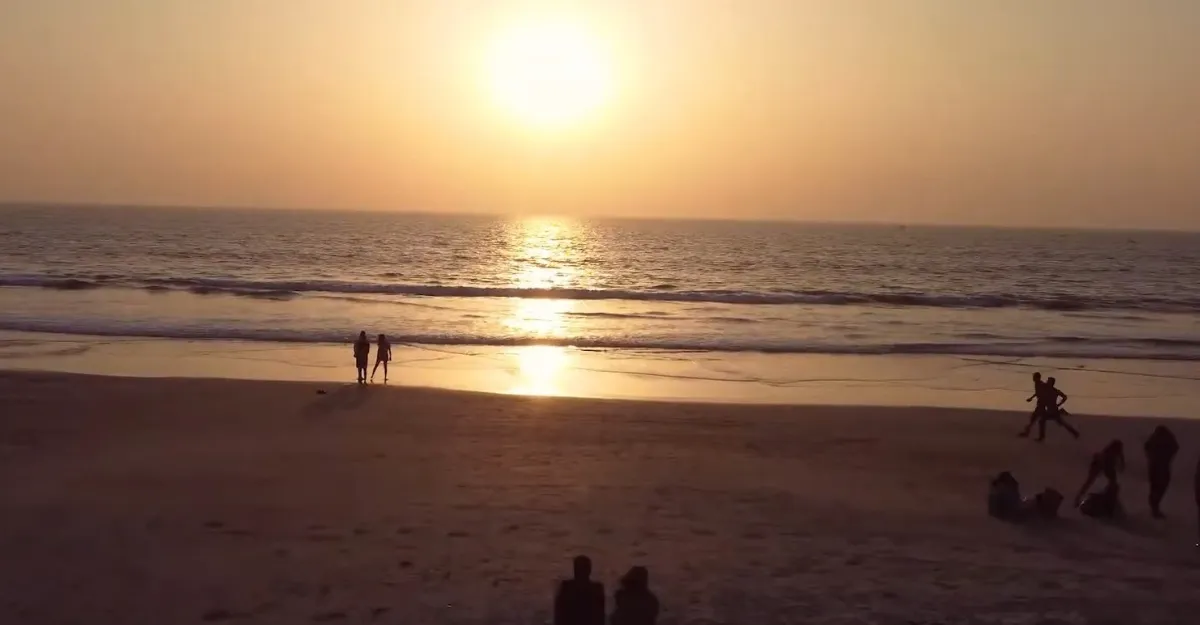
[1018,372,1047,438]
[610,566,658,625]
[1074,440,1124,508]
[554,555,605,625]
[988,472,1062,522]
[1034,377,1079,441]
[988,471,1022,520]
[353,331,370,384]
[370,333,392,383]
[1143,425,1179,519]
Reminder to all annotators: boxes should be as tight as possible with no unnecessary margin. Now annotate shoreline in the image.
[3,329,1199,419]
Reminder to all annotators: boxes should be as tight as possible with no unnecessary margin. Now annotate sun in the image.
[485,16,613,129]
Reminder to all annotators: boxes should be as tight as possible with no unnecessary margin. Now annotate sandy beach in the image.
[2,372,1199,624]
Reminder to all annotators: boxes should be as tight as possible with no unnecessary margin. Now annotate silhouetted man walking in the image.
[1144,425,1179,518]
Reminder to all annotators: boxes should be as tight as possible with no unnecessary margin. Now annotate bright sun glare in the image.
[486,16,613,129]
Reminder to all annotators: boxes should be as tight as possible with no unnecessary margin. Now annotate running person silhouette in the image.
[1034,377,1079,441]
[1018,372,1047,437]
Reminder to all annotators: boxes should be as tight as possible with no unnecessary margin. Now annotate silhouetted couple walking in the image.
[352,331,392,384]
[1018,372,1079,441]
[554,555,658,625]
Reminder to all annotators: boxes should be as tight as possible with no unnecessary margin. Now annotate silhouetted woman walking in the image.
[370,333,392,383]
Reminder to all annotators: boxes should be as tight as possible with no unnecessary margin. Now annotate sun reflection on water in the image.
[504,217,582,396]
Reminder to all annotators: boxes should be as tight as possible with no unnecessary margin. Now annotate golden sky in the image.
[2,1,1199,229]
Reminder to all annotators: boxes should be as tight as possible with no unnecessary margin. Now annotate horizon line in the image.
[1,200,1197,235]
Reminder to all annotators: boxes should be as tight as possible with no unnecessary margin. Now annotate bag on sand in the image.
[1080,485,1121,519]
[1033,488,1064,519]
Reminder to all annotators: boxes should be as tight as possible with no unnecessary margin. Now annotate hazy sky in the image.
[3,1,1199,229]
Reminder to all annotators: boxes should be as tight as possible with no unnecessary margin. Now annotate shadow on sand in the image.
[303,383,374,416]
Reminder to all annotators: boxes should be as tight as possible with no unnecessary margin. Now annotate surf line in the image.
[957,357,1200,382]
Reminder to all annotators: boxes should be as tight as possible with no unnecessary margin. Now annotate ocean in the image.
[2,204,1199,362]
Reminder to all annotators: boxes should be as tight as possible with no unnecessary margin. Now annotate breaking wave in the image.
[1,274,1198,314]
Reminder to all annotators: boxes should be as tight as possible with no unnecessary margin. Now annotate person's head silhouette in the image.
[620,566,649,591]
[358,330,367,341]
[573,555,592,581]
[378,333,386,342]
[1033,372,1042,382]
[1047,376,1057,387]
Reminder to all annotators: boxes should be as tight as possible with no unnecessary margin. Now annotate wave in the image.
[2,273,1199,314]
[564,311,672,320]
[0,276,103,291]
[2,318,1200,361]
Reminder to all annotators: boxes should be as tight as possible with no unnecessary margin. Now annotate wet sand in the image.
[2,371,1199,624]
[4,330,1200,418]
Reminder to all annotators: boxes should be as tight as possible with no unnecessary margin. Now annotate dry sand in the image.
[2,372,1199,624]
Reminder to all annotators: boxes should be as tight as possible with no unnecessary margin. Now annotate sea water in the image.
[1,205,1199,362]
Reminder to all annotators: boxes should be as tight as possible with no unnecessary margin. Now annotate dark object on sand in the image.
[988,472,1061,521]
[611,566,658,625]
[1033,488,1064,519]
[1080,483,1122,519]
[316,389,327,395]
[1144,426,1179,518]
[554,555,605,625]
